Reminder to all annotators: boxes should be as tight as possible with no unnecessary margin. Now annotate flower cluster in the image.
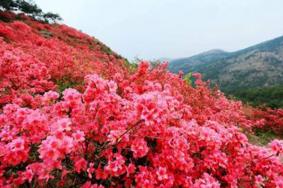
[1,72,283,187]
[0,13,128,107]
[250,108,283,135]
[0,13,283,187]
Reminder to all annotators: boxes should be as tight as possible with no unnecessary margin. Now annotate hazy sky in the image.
[35,0,283,60]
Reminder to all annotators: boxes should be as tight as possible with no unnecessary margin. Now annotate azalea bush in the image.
[1,12,283,187]
[251,108,283,135]
[0,13,128,107]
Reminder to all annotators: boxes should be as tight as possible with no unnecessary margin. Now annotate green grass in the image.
[247,129,277,146]
[56,78,83,93]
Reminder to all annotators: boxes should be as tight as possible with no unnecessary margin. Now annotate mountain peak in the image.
[169,35,283,91]
[197,49,227,56]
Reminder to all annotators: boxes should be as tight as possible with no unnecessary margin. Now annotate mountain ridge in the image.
[169,35,283,92]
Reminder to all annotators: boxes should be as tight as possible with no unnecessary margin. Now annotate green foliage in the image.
[229,85,283,109]
[56,78,82,93]
[247,129,277,146]
[17,0,42,15]
[42,12,62,23]
[124,59,138,73]
[150,60,161,69]
[0,0,17,11]
[101,45,113,55]
[39,30,53,38]
[183,72,192,85]
[0,0,62,23]
[169,36,283,101]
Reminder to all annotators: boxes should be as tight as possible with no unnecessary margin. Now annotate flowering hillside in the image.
[1,12,283,187]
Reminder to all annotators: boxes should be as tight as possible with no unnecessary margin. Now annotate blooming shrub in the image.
[0,12,283,187]
[0,14,128,107]
[250,108,283,135]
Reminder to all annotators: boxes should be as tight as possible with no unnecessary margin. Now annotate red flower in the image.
[74,157,87,173]
[131,138,149,159]
[0,15,283,187]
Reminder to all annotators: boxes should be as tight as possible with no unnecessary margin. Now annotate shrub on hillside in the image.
[1,15,283,187]
[1,64,283,187]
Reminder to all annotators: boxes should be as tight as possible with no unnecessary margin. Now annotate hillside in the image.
[169,36,283,92]
[1,10,283,187]
[169,49,229,72]
[231,85,283,108]
[0,11,129,107]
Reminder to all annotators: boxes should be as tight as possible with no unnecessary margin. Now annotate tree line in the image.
[0,0,61,23]
[230,85,283,109]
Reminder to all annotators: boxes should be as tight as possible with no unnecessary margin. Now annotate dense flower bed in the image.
[250,108,283,135]
[0,12,128,107]
[1,13,283,187]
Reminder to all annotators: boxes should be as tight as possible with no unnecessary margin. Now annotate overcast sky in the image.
[35,0,283,60]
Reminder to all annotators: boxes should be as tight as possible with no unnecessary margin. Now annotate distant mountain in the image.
[169,36,283,92]
[169,49,229,72]
[157,57,172,62]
